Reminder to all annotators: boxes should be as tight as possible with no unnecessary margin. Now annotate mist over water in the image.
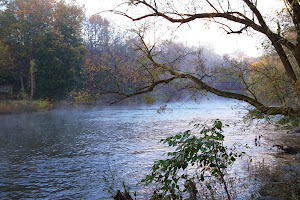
[0,97,282,199]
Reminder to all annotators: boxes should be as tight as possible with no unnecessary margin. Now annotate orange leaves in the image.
[250,56,283,71]
[248,55,298,106]
[53,0,84,29]
[85,55,104,74]
[89,15,110,28]
[15,0,56,24]
[6,0,84,43]
[69,89,92,106]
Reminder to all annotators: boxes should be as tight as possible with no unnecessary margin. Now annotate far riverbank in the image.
[0,100,53,114]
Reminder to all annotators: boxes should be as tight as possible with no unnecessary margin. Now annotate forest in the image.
[0,0,299,117]
[0,0,300,199]
[0,0,240,104]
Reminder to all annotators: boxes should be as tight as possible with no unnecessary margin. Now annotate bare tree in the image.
[114,0,299,83]
[98,0,300,116]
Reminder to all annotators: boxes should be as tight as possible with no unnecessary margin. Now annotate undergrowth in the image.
[0,100,52,114]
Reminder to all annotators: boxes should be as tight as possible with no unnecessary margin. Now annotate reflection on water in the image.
[0,98,282,199]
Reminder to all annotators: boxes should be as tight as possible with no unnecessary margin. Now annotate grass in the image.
[249,159,300,200]
[0,100,52,114]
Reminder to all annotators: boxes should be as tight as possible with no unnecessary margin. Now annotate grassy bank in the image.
[0,100,53,114]
[250,156,300,200]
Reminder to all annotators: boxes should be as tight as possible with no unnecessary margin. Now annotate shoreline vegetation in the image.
[0,99,135,115]
[0,100,53,114]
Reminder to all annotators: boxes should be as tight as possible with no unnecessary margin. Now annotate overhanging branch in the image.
[101,76,177,105]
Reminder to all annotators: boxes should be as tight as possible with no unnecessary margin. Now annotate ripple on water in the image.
[0,100,283,199]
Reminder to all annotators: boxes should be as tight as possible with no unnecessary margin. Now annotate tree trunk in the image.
[294,45,300,71]
[30,71,35,100]
[19,75,24,90]
[269,38,298,84]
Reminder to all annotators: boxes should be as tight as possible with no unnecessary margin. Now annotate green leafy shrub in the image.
[32,100,53,111]
[142,120,244,199]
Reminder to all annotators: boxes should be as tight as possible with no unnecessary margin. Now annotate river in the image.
[0,97,284,199]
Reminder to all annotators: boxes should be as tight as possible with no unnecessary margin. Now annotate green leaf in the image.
[182,162,188,169]
[220,164,227,168]
[207,184,212,190]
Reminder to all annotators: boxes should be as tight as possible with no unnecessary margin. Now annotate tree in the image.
[0,0,86,100]
[7,0,56,99]
[249,54,299,108]
[103,0,299,116]
[82,16,156,104]
[84,15,111,55]
[0,41,14,84]
[35,30,86,101]
[34,0,86,101]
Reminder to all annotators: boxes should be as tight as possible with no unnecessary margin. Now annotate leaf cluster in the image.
[0,0,86,100]
[142,120,244,199]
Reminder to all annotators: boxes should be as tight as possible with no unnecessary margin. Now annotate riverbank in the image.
[0,100,100,115]
[250,153,300,200]
[0,100,53,114]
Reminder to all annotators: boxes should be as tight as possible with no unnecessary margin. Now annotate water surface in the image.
[0,98,282,199]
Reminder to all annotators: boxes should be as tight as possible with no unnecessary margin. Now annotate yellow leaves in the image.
[250,57,270,70]
[15,0,56,24]
[79,45,87,53]
[54,0,84,25]
[142,94,156,104]
[85,54,108,73]
[29,60,36,73]
[248,55,298,106]
[70,89,91,107]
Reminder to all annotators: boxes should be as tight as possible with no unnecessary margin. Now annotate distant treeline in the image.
[0,0,246,104]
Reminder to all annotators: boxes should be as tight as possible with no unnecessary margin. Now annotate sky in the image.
[78,0,284,58]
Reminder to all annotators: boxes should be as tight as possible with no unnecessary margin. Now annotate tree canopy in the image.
[102,0,300,116]
[0,0,298,117]
[0,0,86,100]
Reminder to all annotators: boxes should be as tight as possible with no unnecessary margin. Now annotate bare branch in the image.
[205,0,219,13]
[106,76,177,105]
[226,25,249,34]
